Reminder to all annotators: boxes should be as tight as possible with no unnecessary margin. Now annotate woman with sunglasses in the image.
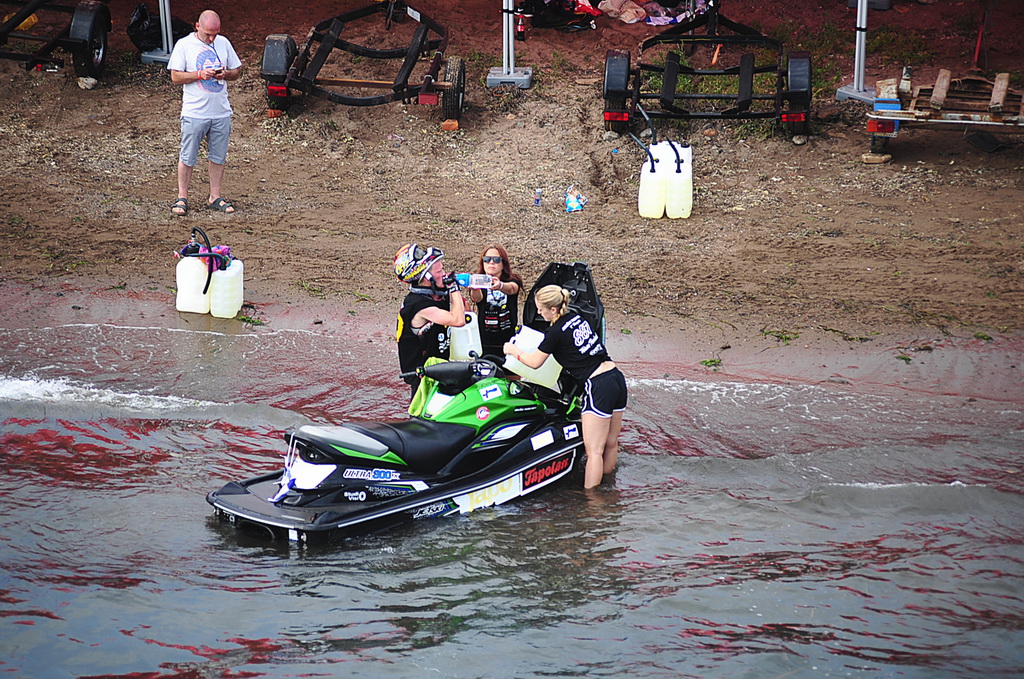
[469,245,524,360]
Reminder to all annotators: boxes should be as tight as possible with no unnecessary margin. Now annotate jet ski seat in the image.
[347,420,477,474]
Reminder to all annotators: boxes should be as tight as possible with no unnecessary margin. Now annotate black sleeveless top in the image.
[477,286,519,347]
[397,290,451,374]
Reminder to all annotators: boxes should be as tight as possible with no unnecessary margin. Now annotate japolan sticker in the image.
[479,384,502,401]
[522,452,573,490]
[476,406,490,421]
[563,424,579,440]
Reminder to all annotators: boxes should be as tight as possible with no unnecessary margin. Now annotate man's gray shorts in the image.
[179,116,231,167]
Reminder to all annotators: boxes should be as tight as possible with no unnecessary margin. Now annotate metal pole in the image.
[503,0,512,74]
[160,0,173,54]
[487,0,532,88]
[140,0,175,65]
[836,0,876,103]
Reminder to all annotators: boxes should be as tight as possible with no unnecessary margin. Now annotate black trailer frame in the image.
[260,0,465,119]
[0,0,110,77]
[602,0,812,138]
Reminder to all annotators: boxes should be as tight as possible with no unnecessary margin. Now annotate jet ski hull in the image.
[208,443,578,542]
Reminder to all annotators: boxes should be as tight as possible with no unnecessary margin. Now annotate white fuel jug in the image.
[637,144,666,219]
[210,258,244,319]
[660,141,693,219]
[449,311,483,360]
[503,326,563,391]
[176,256,212,314]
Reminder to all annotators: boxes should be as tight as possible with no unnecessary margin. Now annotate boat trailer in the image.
[602,0,812,139]
[868,67,1024,153]
[0,0,110,77]
[260,0,465,120]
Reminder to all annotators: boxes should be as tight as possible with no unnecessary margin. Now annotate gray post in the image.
[141,0,175,65]
[487,0,532,89]
[836,0,876,102]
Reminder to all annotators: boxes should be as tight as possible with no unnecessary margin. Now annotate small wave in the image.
[829,480,975,489]
[0,376,220,411]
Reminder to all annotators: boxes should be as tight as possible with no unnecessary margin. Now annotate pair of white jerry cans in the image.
[175,256,244,319]
[638,140,693,219]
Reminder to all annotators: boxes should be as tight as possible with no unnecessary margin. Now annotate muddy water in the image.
[2,313,1023,678]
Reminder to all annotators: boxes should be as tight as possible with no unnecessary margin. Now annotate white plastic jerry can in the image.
[503,326,563,391]
[449,311,483,360]
[176,256,212,314]
[210,258,244,319]
[661,141,693,219]
[637,143,666,219]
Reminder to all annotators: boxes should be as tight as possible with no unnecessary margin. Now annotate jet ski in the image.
[207,262,603,542]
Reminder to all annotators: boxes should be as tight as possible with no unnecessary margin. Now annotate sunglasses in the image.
[482,256,503,264]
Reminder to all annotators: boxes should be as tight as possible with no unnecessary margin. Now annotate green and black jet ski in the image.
[207,262,603,542]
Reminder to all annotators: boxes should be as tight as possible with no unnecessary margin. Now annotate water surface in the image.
[2,316,1022,678]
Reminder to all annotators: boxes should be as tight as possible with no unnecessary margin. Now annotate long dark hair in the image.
[475,244,523,287]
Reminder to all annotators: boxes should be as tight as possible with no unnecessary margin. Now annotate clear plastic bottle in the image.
[455,273,493,289]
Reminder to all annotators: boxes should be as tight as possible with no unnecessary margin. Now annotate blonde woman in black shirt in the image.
[504,284,627,489]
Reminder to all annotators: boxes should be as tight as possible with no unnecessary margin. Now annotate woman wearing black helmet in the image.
[394,243,467,398]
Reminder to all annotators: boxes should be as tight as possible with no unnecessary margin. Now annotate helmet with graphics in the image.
[394,243,444,284]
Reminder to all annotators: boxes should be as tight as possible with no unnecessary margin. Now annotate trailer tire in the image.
[70,2,111,79]
[603,49,631,133]
[441,57,466,121]
[262,34,298,111]
[784,51,813,137]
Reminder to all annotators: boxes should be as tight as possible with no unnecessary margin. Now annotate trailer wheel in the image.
[441,57,466,120]
[784,51,813,137]
[603,49,630,133]
[262,34,298,111]
[70,2,111,79]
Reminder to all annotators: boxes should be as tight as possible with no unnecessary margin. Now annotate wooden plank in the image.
[913,94,995,113]
[945,99,1003,112]
[876,78,899,101]
[990,73,1010,113]
[930,69,952,110]
[312,78,393,88]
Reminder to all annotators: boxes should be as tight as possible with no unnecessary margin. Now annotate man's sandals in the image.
[207,198,235,214]
[171,197,188,216]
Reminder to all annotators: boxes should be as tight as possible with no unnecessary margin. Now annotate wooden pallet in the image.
[909,69,1024,118]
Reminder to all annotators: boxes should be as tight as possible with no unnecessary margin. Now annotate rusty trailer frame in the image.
[260,0,464,119]
[868,68,1024,153]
